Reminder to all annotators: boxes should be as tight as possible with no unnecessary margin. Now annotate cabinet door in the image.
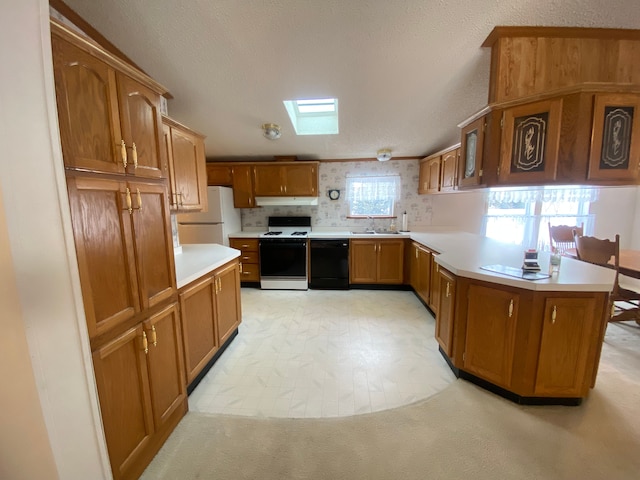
[350,240,378,283]
[409,242,420,291]
[499,98,562,184]
[215,262,242,346]
[117,73,166,178]
[458,117,485,188]
[377,240,405,284]
[207,164,233,186]
[231,165,255,208]
[416,246,431,304]
[430,258,440,314]
[253,165,283,195]
[162,123,178,209]
[129,181,176,310]
[92,325,154,480]
[464,284,519,388]
[144,303,186,428]
[418,160,430,194]
[534,296,597,396]
[67,176,140,338]
[588,93,640,182]
[427,157,441,193]
[169,126,207,211]
[435,269,456,356]
[179,276,218,384]
[283,164,318,196]
[440,148,459,191]
[52,36,124,175]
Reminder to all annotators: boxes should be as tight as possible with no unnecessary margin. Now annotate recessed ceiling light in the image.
[283,98,339,135]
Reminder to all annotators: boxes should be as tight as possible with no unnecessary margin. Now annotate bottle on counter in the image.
[549,248,561,274]
[401,211,408,231]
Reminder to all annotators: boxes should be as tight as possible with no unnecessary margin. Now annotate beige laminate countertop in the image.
[174,244,240,289]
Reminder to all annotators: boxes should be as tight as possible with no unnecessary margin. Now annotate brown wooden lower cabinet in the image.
[179,259,242,385]
[92,302,186,480]
[436,274,608,401]
[229,238,260,283]
[350,239,404,284]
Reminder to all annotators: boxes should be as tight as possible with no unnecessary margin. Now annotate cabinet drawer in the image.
[239,251,259,263]
[239,263,260,282]
[230,238,259,252]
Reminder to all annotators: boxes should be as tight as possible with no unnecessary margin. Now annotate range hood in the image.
[254,196,319,207]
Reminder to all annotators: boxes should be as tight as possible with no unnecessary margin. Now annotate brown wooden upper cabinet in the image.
[440,147,459,191]
[418,155,441,194]
[498,98,563,184]
[206,164,233,186]
[418,145,460,194]
[458,117,485,189]
[231,165,255,208]
[587,93,640,182]
[253,162,318,196]
[52,28,167,179]
[162,116,207,211]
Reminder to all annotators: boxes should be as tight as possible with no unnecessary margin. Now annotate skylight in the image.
[283,98,339,135]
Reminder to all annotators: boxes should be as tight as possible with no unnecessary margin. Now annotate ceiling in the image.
[59,0,639,161]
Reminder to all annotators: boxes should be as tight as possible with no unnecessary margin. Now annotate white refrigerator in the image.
[177,186,241,246]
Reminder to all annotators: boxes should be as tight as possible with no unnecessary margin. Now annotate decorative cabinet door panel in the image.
[499,99,562,184]
[215,262,242,346]
[144,303,186,427]
[459,117,485,188]
[92,325,154,479]
[283,164,318,195]
[588,93,640,182]
[534,297,597,396]
[464,284,519,388]
[418,160,430,194]
[129,182,176,310]
[440,148,459,191]
[167,124,207,211]
[52,36,124,175]
[116,73,166,179]
[231,165,255,208]
[253,165,283,195]
[416,246,432,304]
[435,269,456,356]
[67,176,139,338]
[179,276,218,384]
[377,240,405,284]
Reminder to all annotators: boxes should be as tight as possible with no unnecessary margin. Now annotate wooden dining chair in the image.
[573,231,640,324]
[549,222,583,254]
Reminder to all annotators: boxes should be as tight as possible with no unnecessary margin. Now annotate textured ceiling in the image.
[60,0,639,160]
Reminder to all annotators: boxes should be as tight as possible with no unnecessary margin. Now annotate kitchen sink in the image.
[350,231,401,235]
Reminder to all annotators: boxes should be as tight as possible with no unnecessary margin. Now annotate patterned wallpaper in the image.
[241,160,434,231]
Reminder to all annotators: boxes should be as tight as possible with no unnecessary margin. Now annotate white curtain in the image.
[345,175,401,201]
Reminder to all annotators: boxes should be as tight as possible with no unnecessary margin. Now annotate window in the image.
[483,186,598,249]
[283,98,339,135]
[346,175,401,217]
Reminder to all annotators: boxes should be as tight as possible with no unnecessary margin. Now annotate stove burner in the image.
[292,231,308,236]
[264,231,282,236]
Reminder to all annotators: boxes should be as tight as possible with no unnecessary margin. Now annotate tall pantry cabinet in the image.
[51,19,186,480]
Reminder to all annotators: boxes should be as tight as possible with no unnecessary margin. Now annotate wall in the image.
[239,159,640,246]
[0,1,110,478]
[242,159,435,231]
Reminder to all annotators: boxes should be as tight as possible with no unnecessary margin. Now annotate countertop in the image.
[228,229,615,292]
[174,244,240,289]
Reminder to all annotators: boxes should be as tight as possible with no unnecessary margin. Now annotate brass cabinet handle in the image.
[150,325,157,346]
[508,299,514,318]
[415,248,418,259]
[239,263,243,273]
[551,305,557,324]
[132,142,138,168]
[218,277,222,292]
[446,282,450,297]
[142,331,148,354]
[120,140,128,168]
[124,188,132,214]
[436,264,439,272]
[136,188,142,211]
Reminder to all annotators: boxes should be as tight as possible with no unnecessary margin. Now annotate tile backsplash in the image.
[241,159,433,231]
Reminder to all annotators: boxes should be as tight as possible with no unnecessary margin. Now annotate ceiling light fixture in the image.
[376,149,392,162]
[262,123,282,140]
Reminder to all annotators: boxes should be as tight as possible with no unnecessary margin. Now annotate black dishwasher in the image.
[310,239,349,289]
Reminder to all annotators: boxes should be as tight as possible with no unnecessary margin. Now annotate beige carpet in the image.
[141,323,640,479]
